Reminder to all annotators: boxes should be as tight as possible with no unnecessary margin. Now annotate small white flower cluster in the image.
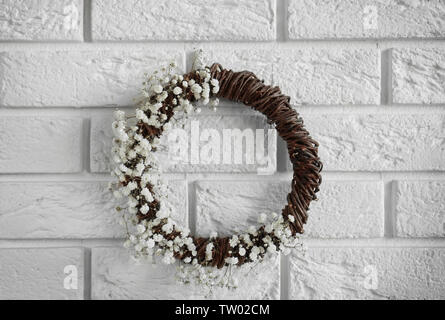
[110,56,304,291]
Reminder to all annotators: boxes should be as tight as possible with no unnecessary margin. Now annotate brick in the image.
[292,114,445,171]
[91,247,279,299]
[0,0,82,40]
[92,0,275,41]
[91,113,276,174]
[392,48,445,104]
[195,49,274,85]
[0,248,84,299]
[395,181,445,238]
[0,181,187,238]
[203,48,380,105]
[275,49,380,105]
[195,180,383,238]
[0,50,184,107]
[290,247,445,299]
[0,117,82,173]
[288,0,445,39]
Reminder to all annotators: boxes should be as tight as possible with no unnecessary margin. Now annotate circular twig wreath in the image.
[110,52,322,288]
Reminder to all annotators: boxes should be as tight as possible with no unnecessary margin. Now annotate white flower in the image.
[210,79,219,87]
[127,181,137,191]
[209,231,218,238]
[140,204,149,214]
[162,221,174,234]
[229,235,239,247]
[288,215,295,222]
[135,109,148,123]
[113,110,125,121]
[146,238,155,248]
[191,83,202,94]
[127,196,138,208]
[251,246,260,255]
[135,162,145,175]
[157,91,168,102]
[162,251,174,265]
[139,139,151,151]
[152,84,163,94]
[206,242,214,253]
[182,81,188,88]
[156,208,169,219]
[181,228,190,238]
[140,188,154,202]
[199,70,208,78]
[173,87,182,95]
[184,257,191,264]
[136,224,146,234]
[205,242,214,261]
[267,243,277,253]
[148,103,162,113]
[238,247,246,256]
[210,98,219,107]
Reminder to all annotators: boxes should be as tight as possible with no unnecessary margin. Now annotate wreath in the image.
[110,51,322,289]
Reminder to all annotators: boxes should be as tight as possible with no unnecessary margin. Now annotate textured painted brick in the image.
[294,114,445,171]
[392,48,445,104]
[0,181,187,238]
[195,180,383,238]
[92,0,275,41]
[201,49,274,85]
[395,181,445,238]
[0,117,82,173]
[0,0,82,40]
[0,50,183,107]
[290,247,445,299]
[91,247,279,299]
[204,48,380,105]
[0,248,84,299]
[91,113,276,174]
[288,0,445,39]
[275,49,380,105]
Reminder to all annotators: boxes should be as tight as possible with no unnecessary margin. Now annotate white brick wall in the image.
[0,0,444,300]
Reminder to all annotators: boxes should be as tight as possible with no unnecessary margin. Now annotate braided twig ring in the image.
[112,62,322,272]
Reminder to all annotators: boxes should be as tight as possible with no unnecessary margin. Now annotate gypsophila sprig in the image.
[110,50,317,292]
